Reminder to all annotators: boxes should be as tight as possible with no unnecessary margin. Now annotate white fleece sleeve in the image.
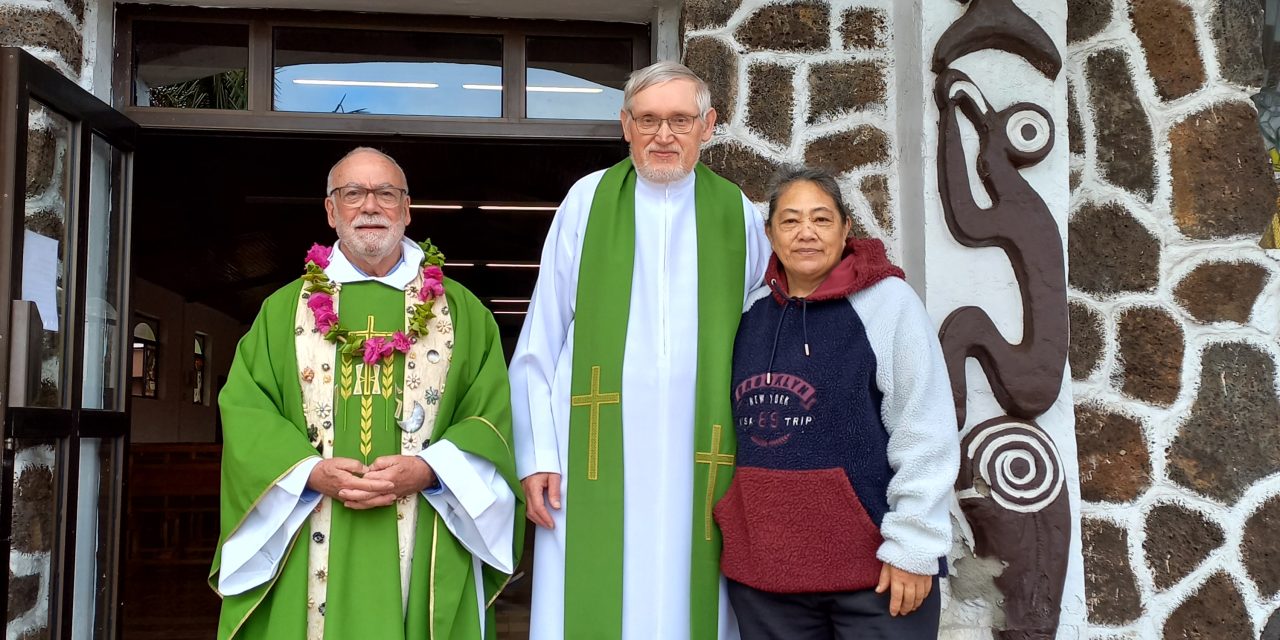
[851,278,960,575]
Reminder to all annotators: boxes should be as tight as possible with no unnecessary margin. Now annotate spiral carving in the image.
[963,417,1064,514]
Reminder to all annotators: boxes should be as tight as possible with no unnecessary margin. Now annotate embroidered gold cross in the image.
[349,316,394,395]
[346,315,395,459]
[695,424,735,541]
[570,365,620,481]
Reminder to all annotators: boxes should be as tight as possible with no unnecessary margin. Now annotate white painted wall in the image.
[129,278,245,442]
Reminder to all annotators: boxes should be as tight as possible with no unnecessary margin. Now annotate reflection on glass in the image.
[193,334,207,405]
[274,28,502,117]
[73,438,115,640]
[21,102,72,408]
[526,36,630,120]
[134,21,249,109]
[7,439,59,634]
[83,136,126,411]
[131,320,159,398]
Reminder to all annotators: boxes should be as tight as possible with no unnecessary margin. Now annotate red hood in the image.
[766,237,905,303]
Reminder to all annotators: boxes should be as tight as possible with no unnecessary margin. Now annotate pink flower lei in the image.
[301,240,446,362]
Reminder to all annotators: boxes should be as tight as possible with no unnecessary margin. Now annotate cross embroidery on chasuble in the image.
[695,424,735,541]
[341,315,396,459]
[570,365,620,480]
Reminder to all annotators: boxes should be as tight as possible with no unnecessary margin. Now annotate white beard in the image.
[338,217,404,262]
[633,150,692,184]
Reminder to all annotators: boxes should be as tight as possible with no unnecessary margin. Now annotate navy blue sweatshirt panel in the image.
[731,295,895,527]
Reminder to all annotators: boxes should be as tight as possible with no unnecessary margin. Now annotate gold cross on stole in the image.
[570,365,620,481]
[695,424,735,541]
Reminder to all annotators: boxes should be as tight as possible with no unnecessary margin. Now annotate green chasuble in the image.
[210,276,524,640]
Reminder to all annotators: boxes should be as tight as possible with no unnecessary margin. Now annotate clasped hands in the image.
[307,455,436,509]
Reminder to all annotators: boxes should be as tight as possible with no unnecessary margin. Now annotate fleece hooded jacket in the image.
[713,237,959,594]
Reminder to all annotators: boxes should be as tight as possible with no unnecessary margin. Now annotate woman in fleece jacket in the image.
[714,167,959,639]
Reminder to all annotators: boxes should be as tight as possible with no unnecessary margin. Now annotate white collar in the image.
[324,238,423,291]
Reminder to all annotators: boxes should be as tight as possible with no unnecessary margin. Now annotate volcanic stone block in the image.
[703,142,780,202]
[1142,502,1224,590]
[11,464,54,554]
[1116,305,1184,406]
[1068,202,1160,295]
[746,62,794,146]
[1212,0,1265,87]
[7,571,39,623]
[683,0,741,31]
[1161,573,1252,639]
[803,126,888,175]
[25,125,57,198]
[1169,101,1279,240]
[1069,0,1113,44]
[1130,0,1206,101]
[1173,261,1270,324]
[683,37,738,124]
[736,1,829,53]
[808,60,885,123]
[1069,300,1104,379]
[0,7,83,71]
[1085,49,1156,198]
[1167,342,1280,503]
[859,174,893,234]
[1076,404,1151,503]
[1243,494,1280,598]
[1083,518,1143,625]
[840,7,887,50]
[1068,82,1085,156]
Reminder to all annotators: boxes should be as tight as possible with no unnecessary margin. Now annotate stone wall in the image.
[682,0,901,255]
[1067,0,1280,637]
[0,0,91,82]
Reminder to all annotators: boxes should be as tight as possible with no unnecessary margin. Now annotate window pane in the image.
[19,101,74,408]
[274,28,503,117]
[73,438,120,640]
[526,36,630,120]
[82,136,127,411]
[133,21,249,109]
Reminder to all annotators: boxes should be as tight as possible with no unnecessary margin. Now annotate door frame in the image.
[0,47,138,638]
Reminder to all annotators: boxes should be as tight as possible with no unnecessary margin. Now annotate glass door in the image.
[0,47,137,639]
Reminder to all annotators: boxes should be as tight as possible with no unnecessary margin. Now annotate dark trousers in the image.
[727,577,942,640]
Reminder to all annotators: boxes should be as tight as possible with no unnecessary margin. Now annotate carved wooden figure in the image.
[933,0,1072,637]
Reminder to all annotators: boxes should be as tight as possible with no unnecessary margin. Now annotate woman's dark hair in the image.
[764,166,855,231]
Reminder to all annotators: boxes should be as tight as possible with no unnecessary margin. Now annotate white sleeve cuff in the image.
[418,440,515,574]
[218,457,323,595]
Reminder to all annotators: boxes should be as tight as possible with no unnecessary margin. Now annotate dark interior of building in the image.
[122,129,626,639]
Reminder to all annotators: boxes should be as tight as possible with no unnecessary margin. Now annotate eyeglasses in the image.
[629,112,700,134]
[329,186,407,208]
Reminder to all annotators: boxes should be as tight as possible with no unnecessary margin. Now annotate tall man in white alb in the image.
[510,61,769,639]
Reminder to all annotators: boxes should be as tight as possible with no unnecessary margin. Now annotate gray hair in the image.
[622,61,712,118]
[765,166,855,230]
[325,146,408,195]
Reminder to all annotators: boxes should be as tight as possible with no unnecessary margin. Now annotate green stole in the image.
[564,158,746,639]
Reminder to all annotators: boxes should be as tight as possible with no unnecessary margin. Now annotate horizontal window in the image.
[526,36,631,120]
[273,28,503,118]
[133,21,249,110]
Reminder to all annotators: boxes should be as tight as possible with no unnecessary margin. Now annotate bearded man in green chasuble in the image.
[209,147,523,640]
